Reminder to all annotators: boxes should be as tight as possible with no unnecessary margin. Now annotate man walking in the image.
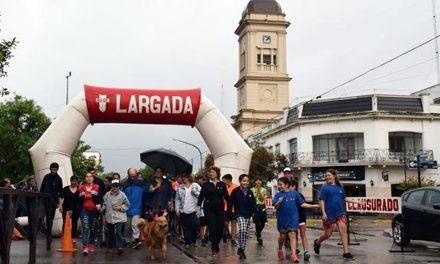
[121,168,145,249]
[40,162,63,220]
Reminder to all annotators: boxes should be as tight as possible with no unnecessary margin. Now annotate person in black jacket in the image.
[40,162,63,220]
[197,166,229,257]
[59,175,80,242]
[229,174,256,260]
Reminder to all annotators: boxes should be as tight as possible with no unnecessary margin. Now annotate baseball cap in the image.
[111,179,120,186]
[283,167,291,172]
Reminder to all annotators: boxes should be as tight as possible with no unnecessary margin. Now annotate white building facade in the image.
[250,91,440,201]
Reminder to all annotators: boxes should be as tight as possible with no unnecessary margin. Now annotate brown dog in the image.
[137,216,168,260]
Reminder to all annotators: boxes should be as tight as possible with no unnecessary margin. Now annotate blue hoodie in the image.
[122,179,145,217]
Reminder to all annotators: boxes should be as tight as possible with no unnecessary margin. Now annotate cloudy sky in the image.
[2,0,439,175]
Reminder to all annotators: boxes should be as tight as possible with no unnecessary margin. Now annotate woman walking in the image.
[229,174,256,259]
[274,177,319,263]
[250,177,267,246]
[175,173,201,248]
[59,175,80,244]
[79,172,102,255]
[197,166,229,256]
[313,168,364,260]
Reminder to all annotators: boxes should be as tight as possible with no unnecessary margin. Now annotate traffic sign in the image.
[408,160,418,169]
[420,160,438,169]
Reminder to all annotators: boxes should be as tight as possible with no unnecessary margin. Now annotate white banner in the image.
[346,197,401,214]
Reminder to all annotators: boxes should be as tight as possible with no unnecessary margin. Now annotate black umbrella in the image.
[140,148,193,176]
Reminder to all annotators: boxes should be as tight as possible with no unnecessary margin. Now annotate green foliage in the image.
[138,166,153,180]
[71,141,103,179]
[0,36,17,78]
[398,175,436,192]
[195,153,214,179]
[249,144,289,185]
[0,95,51,182]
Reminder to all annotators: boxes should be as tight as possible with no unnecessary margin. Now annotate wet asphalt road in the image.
[6,217,440,264]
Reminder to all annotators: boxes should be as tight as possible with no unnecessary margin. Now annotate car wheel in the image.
[392,220,410,247]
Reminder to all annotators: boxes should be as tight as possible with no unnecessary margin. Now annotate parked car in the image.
[392,186,440,246]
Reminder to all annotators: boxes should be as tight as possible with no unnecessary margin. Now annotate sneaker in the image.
[291,253,299,263]
[117,248,123,255]
[313,239,320,255]
[132,239,142,249]
[185,244,191,249]
[88,244,95,253]
[82,246,89,256]
[296,248,300,254]
[304,251,311,261]
[257,238,263,246]
[238,248,246,259]
[231,240,238,247]
[222,234,228,243]
[343,253,355,260]
[277,250,285,261]
[212,251,218,257]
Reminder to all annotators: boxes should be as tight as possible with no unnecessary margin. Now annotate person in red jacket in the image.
[79,172,102,256]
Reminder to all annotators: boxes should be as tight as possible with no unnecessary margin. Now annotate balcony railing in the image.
[256,64,278,72]
[290,149,430,166]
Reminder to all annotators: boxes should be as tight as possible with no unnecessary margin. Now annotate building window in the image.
[267,146,273,153]
[389,132,422,159]
[289,138,298,163]
[257,54,261,63]
[263,54,271,65]
[275,143,281,155]
[312,133,364,162]
[434,97,440,104]
[273,55,277,65]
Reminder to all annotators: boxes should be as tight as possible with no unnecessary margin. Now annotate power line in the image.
[308,34,440,103]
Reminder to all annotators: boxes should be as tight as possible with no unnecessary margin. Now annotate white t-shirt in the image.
[182,186,196,214]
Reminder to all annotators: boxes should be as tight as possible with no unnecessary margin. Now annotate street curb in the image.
[170,239,203,263]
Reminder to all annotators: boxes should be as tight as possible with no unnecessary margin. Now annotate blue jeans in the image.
[107,222,124,248]
[80,210,98,246]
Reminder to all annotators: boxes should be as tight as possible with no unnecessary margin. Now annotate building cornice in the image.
[235,75,292,88]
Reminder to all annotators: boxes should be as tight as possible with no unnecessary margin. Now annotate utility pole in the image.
[173,138,203,171]
[433,0,440,83]
[65,71,72,105]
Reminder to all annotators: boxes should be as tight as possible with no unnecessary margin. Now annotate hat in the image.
[111,179,120,186]
[283,167,291,172]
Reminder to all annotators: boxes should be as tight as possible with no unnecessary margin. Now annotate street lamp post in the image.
[173,138,203,171]
[65,71,72,105]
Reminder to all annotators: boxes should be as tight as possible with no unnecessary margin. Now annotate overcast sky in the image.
[2,0,439,176]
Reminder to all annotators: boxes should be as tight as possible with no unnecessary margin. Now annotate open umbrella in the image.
[140,148,193,176]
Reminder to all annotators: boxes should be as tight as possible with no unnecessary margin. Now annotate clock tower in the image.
[232,0,291,139]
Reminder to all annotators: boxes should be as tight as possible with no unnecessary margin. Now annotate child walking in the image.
[229,174,256,259]
[273,177,319,263]
[291,179,311,261]
[101,179,130,255]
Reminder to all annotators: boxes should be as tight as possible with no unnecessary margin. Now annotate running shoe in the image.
[313,239,320,255]
[343,252,355,260]
[277,250,285,261]
[231,240,238,247]
[291,253,299,263]
[304,251,311,261]
[82,246,89,256]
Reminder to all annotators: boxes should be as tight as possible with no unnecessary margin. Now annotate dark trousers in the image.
[107,222,124,249]
[254,205,267,239]
[62,210,80,238]
[180,212,199,245]
[204,209,224,252]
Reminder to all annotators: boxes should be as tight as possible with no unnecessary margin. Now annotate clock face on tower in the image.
[262,35,271,44]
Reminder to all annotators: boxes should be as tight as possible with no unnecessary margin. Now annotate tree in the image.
[0,95,51,182]
[397,175,436,192]
[249,144,277,184]
[138,165,154,180]
[195,153,213,178]
[71,140,104,179]
[1,15,18,95]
